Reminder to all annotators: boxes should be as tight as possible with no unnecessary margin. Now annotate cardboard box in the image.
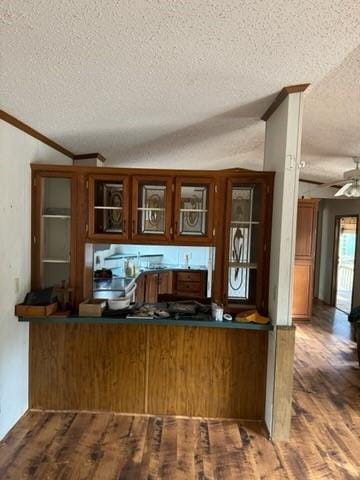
[79,299,106,317]
[15,302,57,317]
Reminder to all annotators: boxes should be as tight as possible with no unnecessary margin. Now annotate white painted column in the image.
[263,90,306,439]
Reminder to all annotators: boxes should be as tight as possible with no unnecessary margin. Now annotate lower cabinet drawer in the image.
[176,271,203,283]
[176,281,202,296]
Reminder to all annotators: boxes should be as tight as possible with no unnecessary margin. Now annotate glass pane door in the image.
[178,184,208,236]
[93,181,125,234]
[227,185,260,302]
[137,183,166,235]
[335,216,358,314]
[41,177,71,288]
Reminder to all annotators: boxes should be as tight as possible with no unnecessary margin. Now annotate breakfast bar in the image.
[18,163,274,422]
[27,322,269,420]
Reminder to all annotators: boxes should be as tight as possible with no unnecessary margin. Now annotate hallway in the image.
[0,303,359,479]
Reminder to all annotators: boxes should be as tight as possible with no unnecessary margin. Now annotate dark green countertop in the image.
[18,314,273,330]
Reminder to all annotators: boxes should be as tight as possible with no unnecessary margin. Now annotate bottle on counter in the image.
[124,260,131,277]
[127,260,136,277]
[212,301,224,321]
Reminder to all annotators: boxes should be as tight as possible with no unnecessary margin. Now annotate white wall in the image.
[316,198,360,307]
[0,120,72,440]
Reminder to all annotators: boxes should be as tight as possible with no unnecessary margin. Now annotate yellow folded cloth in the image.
[235,309,269,324]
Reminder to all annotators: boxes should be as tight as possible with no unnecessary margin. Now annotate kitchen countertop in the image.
[18,314,273,330]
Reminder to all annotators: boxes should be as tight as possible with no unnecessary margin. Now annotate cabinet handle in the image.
[123,219,127,234]
[175,221,178,235]
[132,220,135,235]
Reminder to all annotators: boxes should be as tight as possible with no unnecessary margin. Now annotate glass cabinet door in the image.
[226,183,262,305]
[40,177,71,288]
[132,176,172,241]
[174,178,214,243]
[88,175,129,240]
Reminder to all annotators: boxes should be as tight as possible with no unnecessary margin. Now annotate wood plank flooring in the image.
[0,301,359,479]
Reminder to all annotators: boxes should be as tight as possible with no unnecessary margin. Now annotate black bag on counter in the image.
[23,287,57,306]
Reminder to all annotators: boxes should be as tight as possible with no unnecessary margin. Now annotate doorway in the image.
[332,215,358,314]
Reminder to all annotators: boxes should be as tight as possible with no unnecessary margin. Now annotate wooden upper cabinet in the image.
[222,176,273,313]
[295,200,318,258]
[173,177,215,244]
[88,174,129,241]
[132,175,173,242]
[32,171,76,291]
[87,173,216,244]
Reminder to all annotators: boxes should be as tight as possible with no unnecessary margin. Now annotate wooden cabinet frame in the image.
[173,176,215,244]
[31,165,274,313]
[220,175,273,314]
[131,175,173,243]
[31,170,77,294]
[88,174,129,242]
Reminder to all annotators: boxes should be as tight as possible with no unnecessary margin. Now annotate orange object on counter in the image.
[235,309,270,324]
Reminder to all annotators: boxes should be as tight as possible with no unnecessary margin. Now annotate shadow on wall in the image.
[66,95,274,167]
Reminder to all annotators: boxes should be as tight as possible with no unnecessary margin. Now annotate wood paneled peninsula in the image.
[23,164,274,422]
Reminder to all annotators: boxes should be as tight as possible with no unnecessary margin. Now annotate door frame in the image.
[331,214,359,311]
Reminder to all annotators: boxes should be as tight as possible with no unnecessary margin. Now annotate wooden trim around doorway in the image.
[330,214,359,310]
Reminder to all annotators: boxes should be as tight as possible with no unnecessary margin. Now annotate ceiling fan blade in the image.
[335,183,352,197]
[317,179,347,189]
[301,179,347,197]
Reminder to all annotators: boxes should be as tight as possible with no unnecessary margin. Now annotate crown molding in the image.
[0,109,107,162]
[261,84,310,122]
[0,109,74,158]
[73,152,106,163]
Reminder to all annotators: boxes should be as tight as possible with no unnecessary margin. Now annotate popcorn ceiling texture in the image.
[302,45,360,182]
[1,0,360,181]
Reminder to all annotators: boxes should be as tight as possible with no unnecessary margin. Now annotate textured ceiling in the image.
[302,45,360,182]
[1,1,360,181]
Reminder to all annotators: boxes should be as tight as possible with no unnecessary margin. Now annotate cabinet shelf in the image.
[179,208,208,213]
[42,214,71,219]
[137,207,165,212]
[94,206,123,210]
[42,258,70,264]
[230,221,260,226]
[229,262,258,269]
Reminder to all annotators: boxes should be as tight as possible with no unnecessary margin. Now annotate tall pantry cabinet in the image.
[292,199,319,320]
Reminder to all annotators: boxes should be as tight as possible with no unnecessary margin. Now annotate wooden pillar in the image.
[271,325,296,441]
[262,84,309,440]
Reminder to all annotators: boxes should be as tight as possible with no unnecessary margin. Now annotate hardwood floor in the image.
[0,302,359,479]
